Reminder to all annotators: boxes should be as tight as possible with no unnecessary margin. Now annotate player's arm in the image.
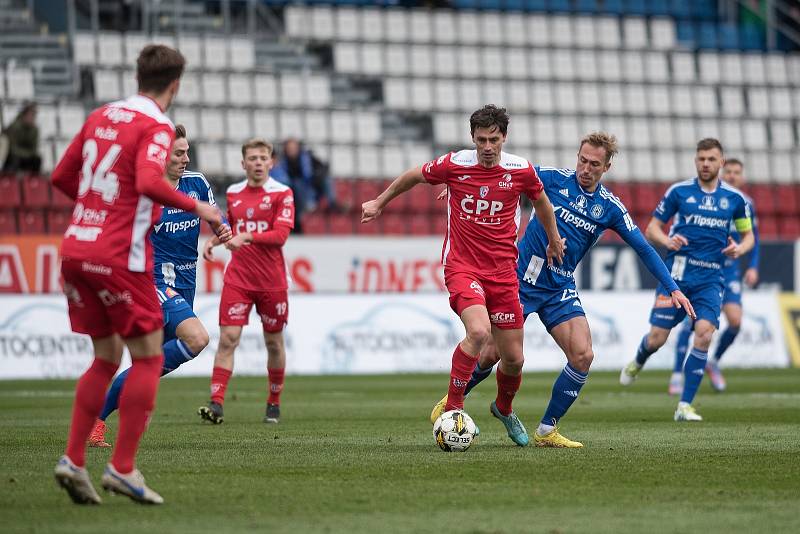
[50,132,84,200]
[723,200,755,259]
[645,190,686,250]
[203,180,231,242]
[531,191,565,266]
[361,166,425,223]
[744,205,760,287]
[229,190,295,250]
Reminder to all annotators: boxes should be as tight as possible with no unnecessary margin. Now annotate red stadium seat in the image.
[329,213,354,235]
[302,212,327,234]
[355,216,380,235]
[18,209,46,234]
[51,187,74,208]
[778,216,800,239]
[748,184,776,216]
[381,178,409,214]
[355,179,383,208]
[21,174,50,208]
[774,185,799,216]
[407,183,436,214]
[0,209,17,234]
[757,215,778,238]
[606,182,633,209]
[381,214,407,235]
[46,208,72,234]
[0,175,21,208]
[333,179,356,212]
[631,183,661,217]
[409,215,431,235]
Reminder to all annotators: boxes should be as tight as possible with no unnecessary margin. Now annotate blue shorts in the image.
[156,285,197,342]
[722,265,743,307]
[519,282,585,332]
[649,280,724,330]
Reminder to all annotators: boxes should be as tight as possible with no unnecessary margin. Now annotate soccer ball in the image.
[433,410,476,452]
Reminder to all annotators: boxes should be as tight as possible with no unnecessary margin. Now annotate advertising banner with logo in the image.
[0,291,788,379]
[2,235,796,295]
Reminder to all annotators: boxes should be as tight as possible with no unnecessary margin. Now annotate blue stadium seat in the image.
[692,0,717,21]
[740,24,765,50]
[675,21,696,45]
[574,0,599,13]
[646,0,670,16]
[453,0,480,8]
[479,0,503,9]
[546,0,572,12]
[503,0,527,11]
[603,0,625,15]
[670,0,691,18]
[624,0,648,16]
[718,23,740,49]
[524,0,548,11]
[697,22,719,49]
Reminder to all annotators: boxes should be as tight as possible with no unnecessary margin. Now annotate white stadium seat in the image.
[385,9,409,43]
[178,35,203,70]
[769,120,795,150]
[457,12,481,45]
[597,51,622,82]
[622,51,645,83]
[58,104,85,138]
[311,6,335,41]
[671,86,694,116]
[529,49,553,80]
[556,116,580,147]
[458,80,482,112]
[644,52,670,83]
[742,119,768,150]
[530,82,554,114]
[574,17,597,49]
[385,47,408,77]
[654,150,679,182]
[433,46,458,78]
[554,82,579,114]
[330,145,356,177]
[37,104,57,139]
[550,16,574,48]
[505,48,529,80]
[362,44,384,76]
[228,73,253,107]
[253,74,278,107]
[199,109,225,141]
[409,45,434,77]
[671,52,696,82]
[769,88,793,119]
[622,17,648,49]
[576,83,601,114]
[203,37,228,71]
[719,87,745,117]
[648,84,672,116]
[765,54,788,85]
[97,32,124,67]
[225,108,253,142]
[409,79,434,112]
[178,73,201,105]
[433,113,461,145]
[482,48,505,79]
[172,107,199,138]
[596,17,621,49]
[480,13,504,46]
[720,119,744,152]
[361,8,385,42]
[197,143,224,176]
[628,118,651,149]
[73,33,96,65]
[693,86,718,117]
[532,116,557,148]
[432,11,456,45]
[623,84,648,115]
[651,118,675,149]
[284,5,308,39]
[507,81,530,112]
[94,70,122,103]
[121,68,136,97]
[720,53,744,84]
[457,46,480,79]
[552,49,576,81]
[202,73,227,106]
[279,110,304,139]
[279,74,305,108]
[384,79,409,110]
[252,109,277,140]
[650,17,676,50]
[673,119,696,148]
[357,145,381,177]
[409,9,432,43]
[574,50,598,82]
[526,15,551,47]
[330,111,355,143]
[381,144,406,177]
[336,7,360,41]
[434,80,459,112]
[698,52,722,84]
[600,84,625,115]
[748,87,770,118]
[306,75,331,109]
[229,39,255,71]
[770,152,795,183]
[483,81,506,110]
[334,43,359,74]
[503,15,527,47]
[224,144,244,177]
[122,34,148,67]
[303,110,329,145]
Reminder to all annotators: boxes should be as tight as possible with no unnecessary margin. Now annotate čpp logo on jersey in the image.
[461,195,502,216]
[236,220,270,233]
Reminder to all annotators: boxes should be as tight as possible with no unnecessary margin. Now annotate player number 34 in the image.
[79,139,122,203]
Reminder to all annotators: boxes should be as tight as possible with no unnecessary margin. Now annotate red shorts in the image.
[60,258,163,338]
[445,270,523,330]
[219,283,288,333]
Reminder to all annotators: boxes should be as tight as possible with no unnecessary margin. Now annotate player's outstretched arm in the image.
[532,191,565,266]
[645,217,687,250]
[361,166,426,223]
[192,201,223,229]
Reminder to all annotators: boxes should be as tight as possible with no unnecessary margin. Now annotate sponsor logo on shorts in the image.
[228,303,248,319]
[165,287,179,298]
[654,294,674,308]
[469,281,484,297]
[97,289,133,307]
[489,312,516,324]
[260,314,278,328]
[653,313,674,320]
[81,262,111,276]
[62,283,83,306]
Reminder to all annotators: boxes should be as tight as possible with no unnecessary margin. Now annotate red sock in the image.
[111,355,163,474]
[210,366,232,405]
[65,358,119,467]
[495,368,522,416]
[267,368,285,405]
[444,345,478,411]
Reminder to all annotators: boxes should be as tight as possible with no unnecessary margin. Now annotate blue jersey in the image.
[654,178,751,287]
[151,171,217,291]
[518,167,678,293]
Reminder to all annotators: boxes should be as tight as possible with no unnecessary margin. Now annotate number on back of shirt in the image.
[79,139,122,203]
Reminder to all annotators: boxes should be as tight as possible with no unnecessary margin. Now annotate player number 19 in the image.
[79,139,122,203]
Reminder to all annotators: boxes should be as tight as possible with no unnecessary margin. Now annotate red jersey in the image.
[422,150,544,276]
[51,95,196,273]
[224,177,295,291]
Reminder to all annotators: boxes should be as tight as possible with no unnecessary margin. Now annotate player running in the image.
[363,105,564,447]
[621,139,754,422]
[198,138,294,425]
[51,45,225,505]
[88,125,231,448]
[669,158,759,394]
[430,132,694,447]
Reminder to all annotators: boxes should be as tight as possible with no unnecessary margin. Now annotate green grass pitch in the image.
[2,369,799,533]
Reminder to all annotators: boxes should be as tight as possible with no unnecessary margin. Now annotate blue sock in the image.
[463,362,493,396]
[673,323,693,372]
[635,335,656,366]
[541,364,588,426]
[99,368,128,421]
[681,348,708,404]
[712,327,739,362]
[98,339,196,421]
[162,339,196,374]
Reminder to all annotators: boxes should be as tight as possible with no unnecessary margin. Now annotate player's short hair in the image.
[469,105,509,136]
[241,137,273,158]
[725,158,743,168]
[174,124,187,140]
[136,44,186,94]
[579,131,619,163]
[696,138,723,153]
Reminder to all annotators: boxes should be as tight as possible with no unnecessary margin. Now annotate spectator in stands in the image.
[1,102,42,174]
[272,138,338,233]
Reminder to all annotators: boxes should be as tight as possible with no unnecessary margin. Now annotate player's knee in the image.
[648,330,669,350]
[693,326,715,349]
[218,331,240,352]
[727,318,742,330]
[265,336,283,354]
[182,329,210,355]
[570,348,594,373]
[466,325,491,348]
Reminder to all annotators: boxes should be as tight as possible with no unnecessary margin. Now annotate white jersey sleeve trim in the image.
[499,151,531,170]
[264,177,291,193]
[663,178,695,198]
[226,179,249,194]
[450,150,478,167]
